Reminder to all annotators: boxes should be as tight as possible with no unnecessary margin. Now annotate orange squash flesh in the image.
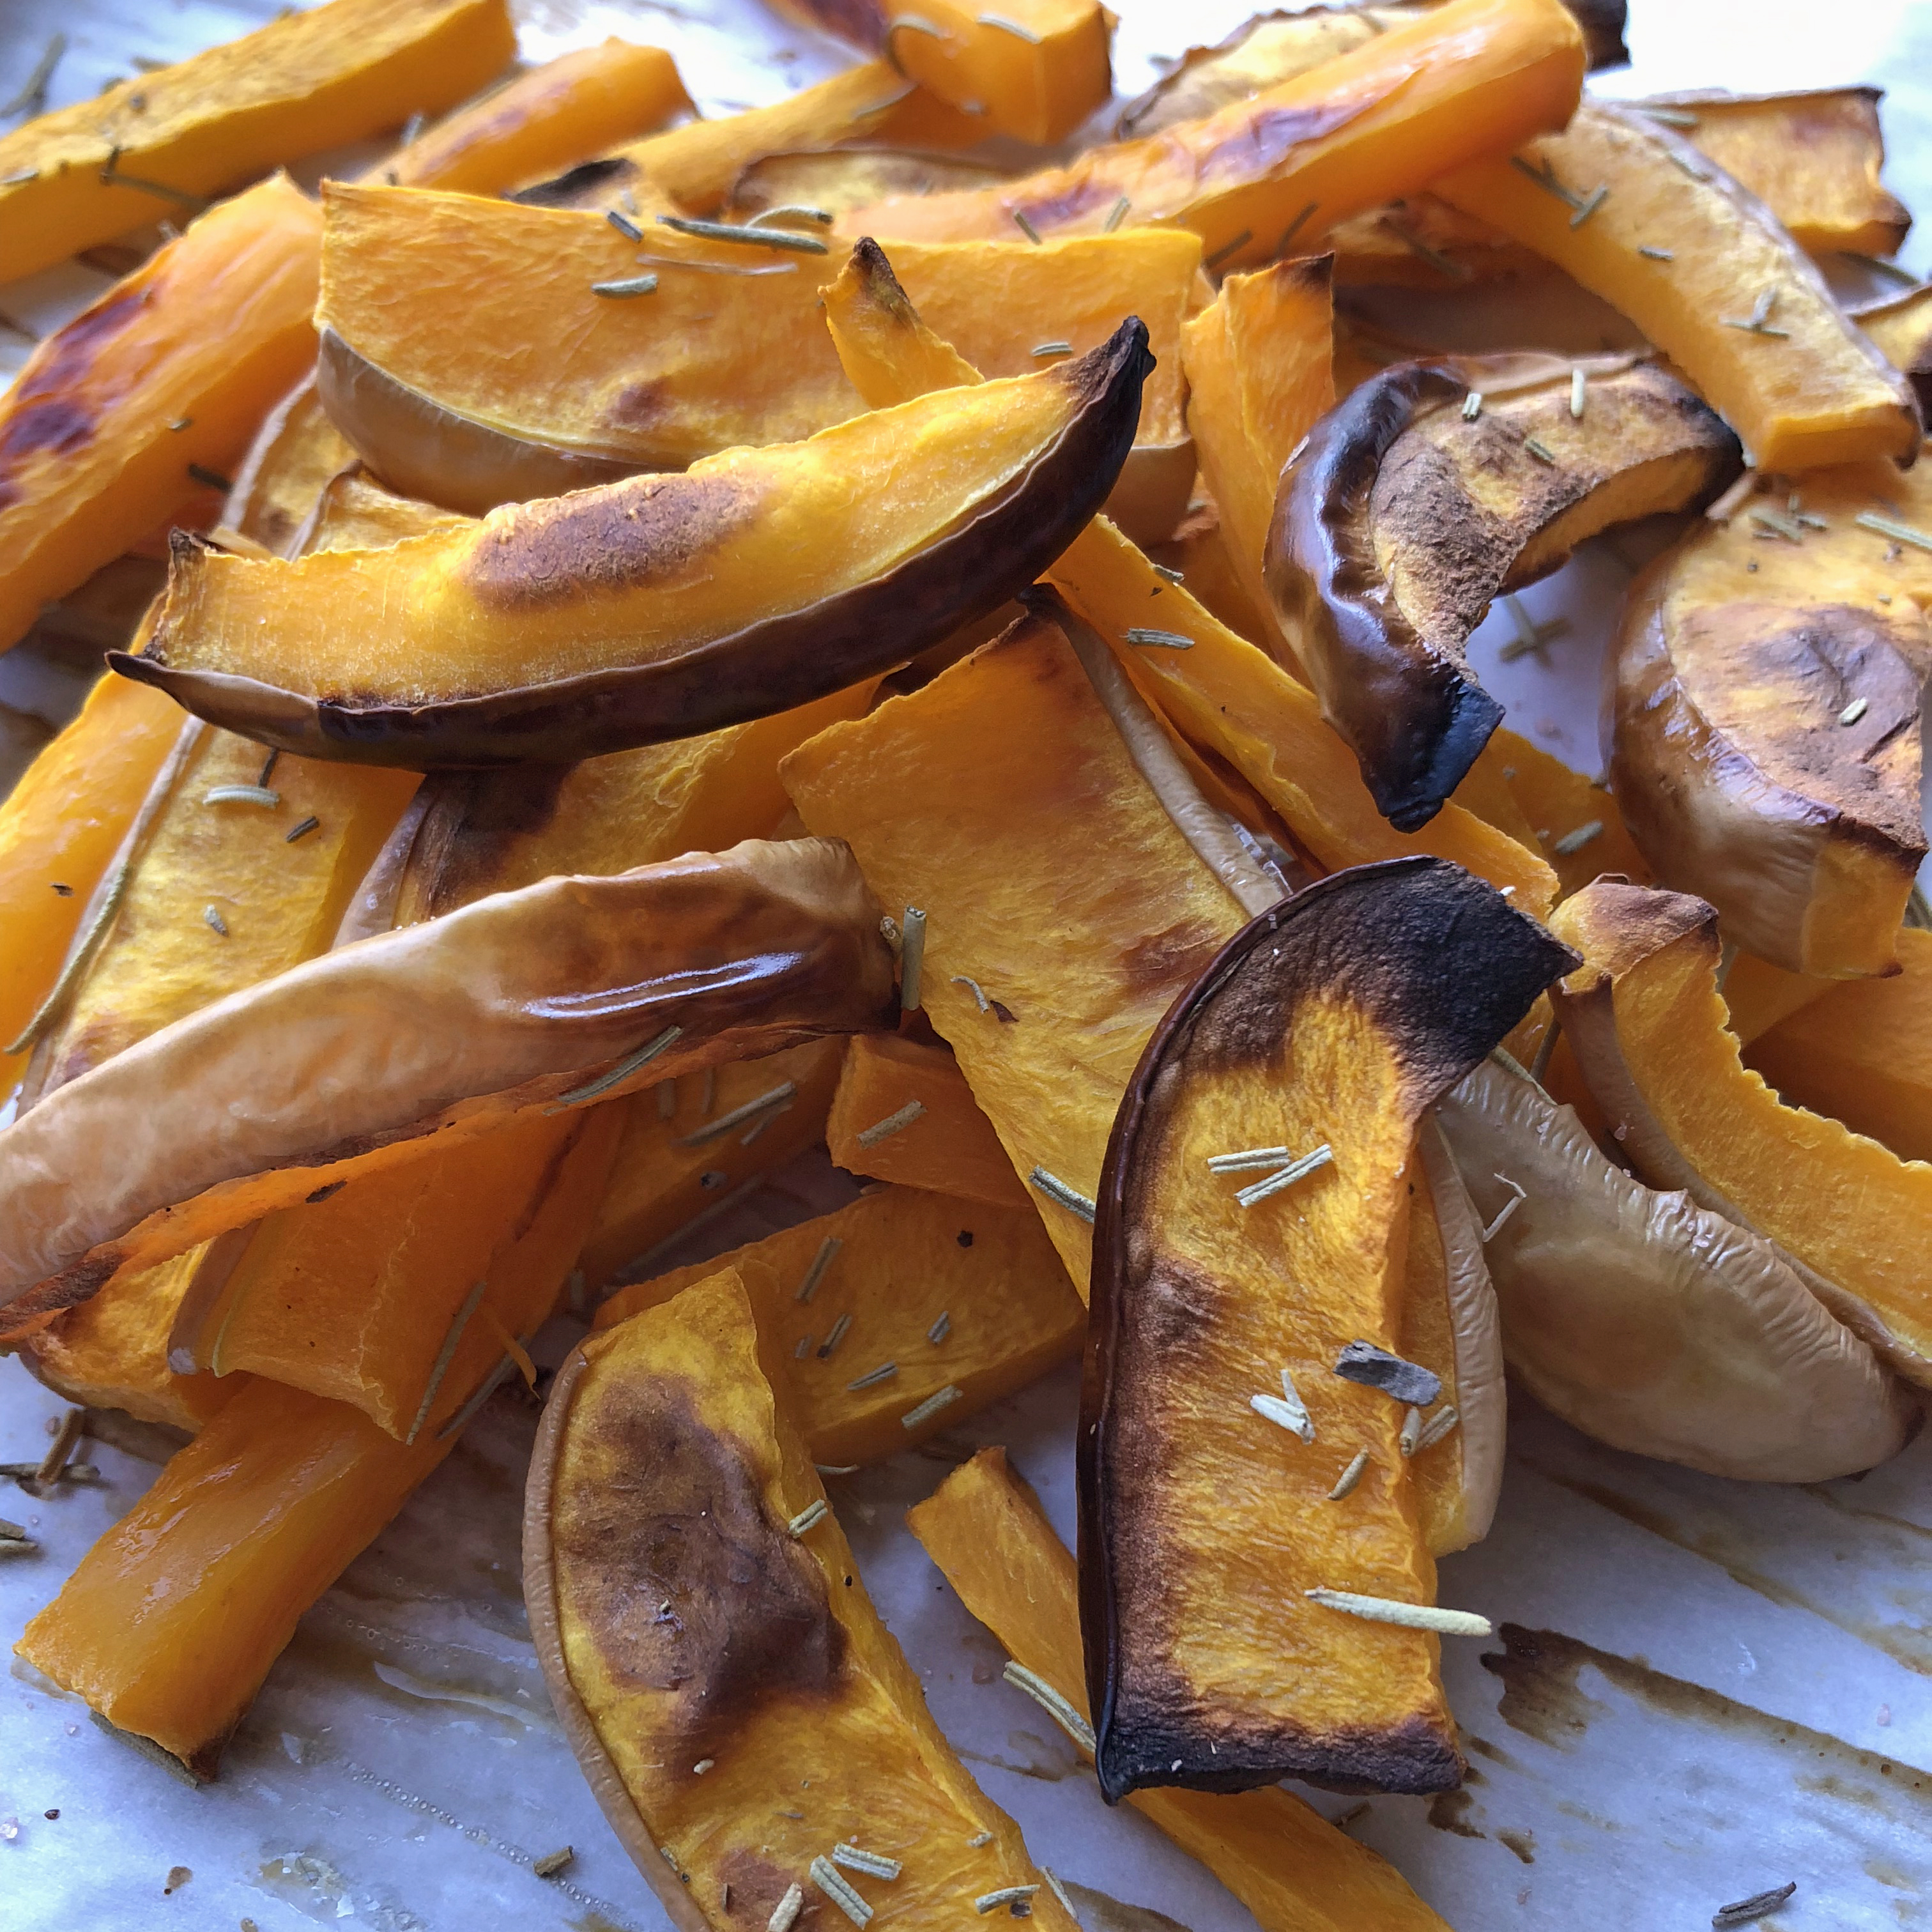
[1747,928,1932,1166]
[14,1104,616,1777]
[1083,861,1568,1801]
[1857,284,1932,413]
[818,241,1559,916]
[220,376,360,560]
[785,611,1246,1298]
[1432,103,1922,473]
[1549,880,1932,1388]
[579,1039,847,1291]
[594,1184,1082,1466]
[125,329,1150,767]
[0,0,514,285]
[0,175,323,650]
[1146,494,1273,644]
[843,0,1584,272]
[875,0,1112,145]
[908,1448,1455,1932]
[1490,725,1651,898]
[526,1268,1080,1931]
[827,1035,1031,1208]
[317,188,1197,523]
[0,674,183,1093]
[393,39,693,195]
[1180,255,1337,661]
[188,1107,621,1436]
[27,732,419,1096]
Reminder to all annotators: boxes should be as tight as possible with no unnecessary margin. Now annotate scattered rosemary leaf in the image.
[815,1463,859,1476]
[794,1236,843,1304]
[1570,366,1587,418]
[951,974,990,1012]
[0,1517,27,1540]
[1712,1880,1797,1928]
[1104,194,1131,233]
[1001,1662,1094,1752]
[693,1758,714,1775]
[49,882,71,896]
[1856,509,1932,553]
[1124,627,1193,648]
[592,273,658,298]
[1251,1389,1315,1443]
[748,204,834,227]
[926,1310,951,1345]
[1840,697,1870,726]
[167,416,192,431]
[283,815,321,843]
[1568,183,1608,228]
[976,1887,1040,1915]
[1011,209,1043,245]
[1334,1342,1441,1408]
[1043,1871,1077,1918]
[0,1537,38,1557]
[810,1855,874,1927]
[1509,152,1582,210]
[405,1278,489,1445]
[1306,1588,1492,1636]
[1,34,65,119]
[673,1079,795,1145]
[900,905,927,1011]
[1748,505,1805,542]
[1705,470,1757,523]
[978,10,1042,40]
[1522,436,1556,465]
[902,1384,962,1429]
[203,905,228,937]
[847,1361,898,1392]
[548,1024,684,1113]
[1028,1167,1095,1222]
[629,250,795,279]
[1462,391,1483,420]
[1213,1151,1302,1179]
[203,784,280,808]
[657,213,829,254]
[1552,819,1603,855]
[98,148,209,213]
[1387,222,1470,281]
[1481,1174,1528,1243]
[1204,229,1253,272]
[968,1832,994,1848]
[832,1844,903,1880]
[532,1847,574,1878]
[795,1336,813,1360]
[1416,1403,1461,1452]
[187,463,232,492]
[606,208,643,240]
[1234,1144,1333,1208]
[1328,1449,1370,1500]
[1030,339,1072,356]
[1277,200,1318,252]
[1839,250,1919,287]
[1152,563,1184,583]
[817,1313,852,1360]
[1638,243,1675,261]
[35,1409,85,1489]
[788,1499,829,1537]
[1635,105,1699,128]
[1666,148,1712,181]
[769,1883,805,1932]
[889,12,947,37]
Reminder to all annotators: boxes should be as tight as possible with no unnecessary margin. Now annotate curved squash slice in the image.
[0,838,893,1320]
[1267,351,1741,829]
[910,1447,1455,1932]
[220,375,359,559]
[1083,857,1574,1802]
[1431,103,1922,473]
[526,1266,1080,1930]
[121,327,1150,767]
[1438,1057,1912,1481]
[1549,878,1932,1390]
[1747,928,1932,1165]
[843,0,1584,271]
[1606,462,1932,977]
[1855,282,1932,413]
[594,1184,1081,1466]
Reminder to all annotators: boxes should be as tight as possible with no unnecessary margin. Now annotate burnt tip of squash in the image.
[843,236,918,321]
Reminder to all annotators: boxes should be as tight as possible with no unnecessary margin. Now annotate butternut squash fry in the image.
[908,1447,1455,1932]
[827,1035,1030,1207]
[124,328,1151,767]
[0,839,894,1319]
[819,240,1558,913]
[0,175,323,651]
[1431,103,1922,471]
[16,1103,618,1778]
[595,1184,1081,1466]
[0,0,514,285]
[527,1267,1081,1929]
[0,673,183,1092]
[1856,282,1932,413]
[843,0,1585,273]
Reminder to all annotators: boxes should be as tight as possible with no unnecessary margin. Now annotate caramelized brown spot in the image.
[463,471,763,610]
[1196,91,1388,188]
[1116,920,1229,1002]
[409,766,577,918]
[553,1373,845,1756]
[604,378,673,438]
[0,286,151,497]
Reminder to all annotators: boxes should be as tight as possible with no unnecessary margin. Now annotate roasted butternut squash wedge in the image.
[390,39,693,195]
[14,1110,612,1777]
[1268,351,1742,829]
[1637,88,1910,260]
[526,1266,1080,1929]
[0,839,893,1319]
[580,1040,846,1291]
[1114,0,1622,138]
[1606,470,1932,977]
[1438,1057,1912,1480]
[0,174,323,650]
[1432,103,1923,473]
[909,1447,1455,1932]
[819,238,1558,912]
[220,376,360,560]
[827,1036,1030,1207]
[843,0,1585,270]
[123,327,1150,767]
[595,1184,1080,1466]
[1549,878,1932,1390]
[0,0,514,285]
[303,469,470,558]
[0,674,183,1092]
[1181,255,1337,661]
[1747,928,1932,1165]
[1083,858,1572,1802]
[1856,282,1932,413]
[185,1106,623,1436]
[726,146,1008,224]
[317,190,1194,538]
[21,730,418,1099]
